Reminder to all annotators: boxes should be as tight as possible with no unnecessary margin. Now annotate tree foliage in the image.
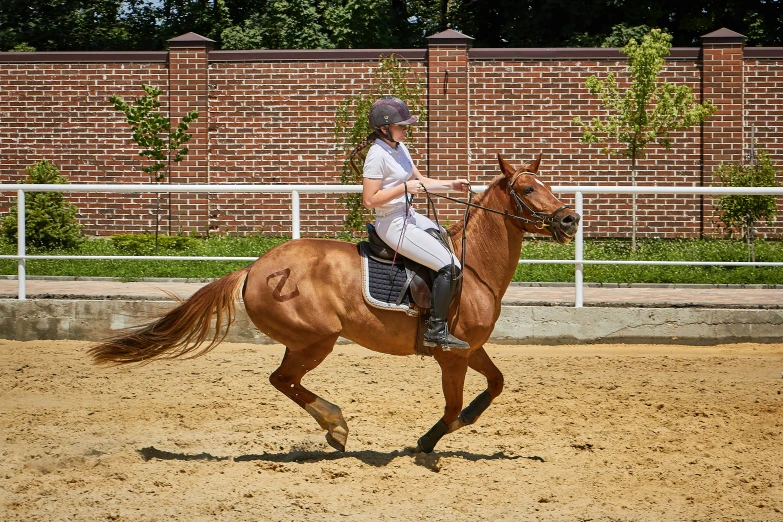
[333,55,426,233]
[3,0,783,51]
[0,0,158,52]
[715,150,779,261]
[569,23,655,48]
[1,161,84,249]
[450,0,783,48]
[573,29,717,160]
[110,84,198,181]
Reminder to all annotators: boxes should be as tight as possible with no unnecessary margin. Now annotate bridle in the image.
[506,168,571,231]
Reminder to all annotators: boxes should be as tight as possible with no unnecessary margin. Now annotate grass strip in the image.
[515,238,783,284]
[1,236,781,285]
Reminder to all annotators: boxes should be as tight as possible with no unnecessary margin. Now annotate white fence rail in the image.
[1,184,782,306]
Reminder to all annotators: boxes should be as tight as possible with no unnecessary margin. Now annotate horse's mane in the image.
[446,174,507,238]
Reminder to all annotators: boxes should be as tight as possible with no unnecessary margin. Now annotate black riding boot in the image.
[423,266,470,350]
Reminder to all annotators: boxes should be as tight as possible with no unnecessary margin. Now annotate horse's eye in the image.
[523,186,534,195]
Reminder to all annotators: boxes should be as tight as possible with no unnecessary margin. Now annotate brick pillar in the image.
[701,28,745,236]
[167,32,213,236]
[426,29,473,223]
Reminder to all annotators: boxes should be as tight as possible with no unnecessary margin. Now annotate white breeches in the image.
[375,208,460,271]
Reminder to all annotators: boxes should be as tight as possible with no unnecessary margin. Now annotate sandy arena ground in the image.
[1,339,782,521]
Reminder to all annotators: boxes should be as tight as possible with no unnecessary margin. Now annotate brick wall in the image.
[426,31,472,224]
[0,29,780,239]
[743,55,783,239]
[168,34,212,236]
[0,56,170,235]
[469,55,705,238]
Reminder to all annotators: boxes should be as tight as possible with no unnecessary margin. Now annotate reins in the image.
[389,182,412,271]
[426,169,570,231]
[420,184,472,280]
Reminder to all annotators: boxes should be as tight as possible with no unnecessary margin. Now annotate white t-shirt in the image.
[362,140,414,216]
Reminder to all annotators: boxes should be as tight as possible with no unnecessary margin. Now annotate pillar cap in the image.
[701,28,745,44]
[427,29,474,48]
[168,32,215,50]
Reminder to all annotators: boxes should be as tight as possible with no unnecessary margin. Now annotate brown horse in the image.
[90,154,580,453]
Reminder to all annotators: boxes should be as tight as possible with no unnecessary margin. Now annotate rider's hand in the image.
[405,180,423,194]
[452,179,470,192]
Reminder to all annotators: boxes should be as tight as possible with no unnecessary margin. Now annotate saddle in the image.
[358,224,450,357]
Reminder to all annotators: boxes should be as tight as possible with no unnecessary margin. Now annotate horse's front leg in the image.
[447,346,504,434]
[416,348,469,453]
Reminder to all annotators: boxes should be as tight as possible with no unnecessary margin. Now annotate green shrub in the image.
[110,234,200,256]
[1,160,84,249]
[715,150,778,237]
[715,149,779,262]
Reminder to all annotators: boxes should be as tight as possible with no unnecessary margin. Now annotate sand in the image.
[1,339,782,521]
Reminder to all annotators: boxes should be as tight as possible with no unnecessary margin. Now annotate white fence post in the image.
[574,191,584,308]
[291,190,300,239]
[17,190,26,300]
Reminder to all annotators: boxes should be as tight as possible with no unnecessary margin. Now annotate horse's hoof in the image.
[325,422,348,452]
[415,438,435,454]
[413,444,425,454]
[325,432,346,452]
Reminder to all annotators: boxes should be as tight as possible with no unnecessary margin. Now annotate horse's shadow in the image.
[137,445,544,471]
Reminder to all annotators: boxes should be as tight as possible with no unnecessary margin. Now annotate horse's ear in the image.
[529,153,542,174]
[497,154,515,178]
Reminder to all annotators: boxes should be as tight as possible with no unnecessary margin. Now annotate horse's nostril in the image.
[557,213,580,234]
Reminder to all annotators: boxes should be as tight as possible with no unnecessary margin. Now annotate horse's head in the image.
[497,154,580,243]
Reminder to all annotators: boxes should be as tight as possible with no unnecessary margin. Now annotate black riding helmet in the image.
[369,96,418,142]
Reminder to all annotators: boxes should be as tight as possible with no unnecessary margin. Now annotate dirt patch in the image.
[1,340,782,521]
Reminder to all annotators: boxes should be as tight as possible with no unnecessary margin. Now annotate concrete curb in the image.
[491,306,783,345]
[2,299,781,345]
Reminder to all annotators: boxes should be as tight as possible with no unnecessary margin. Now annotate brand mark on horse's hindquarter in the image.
[266,268,300,302]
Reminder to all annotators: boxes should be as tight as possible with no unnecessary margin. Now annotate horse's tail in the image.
[88,267,251,366]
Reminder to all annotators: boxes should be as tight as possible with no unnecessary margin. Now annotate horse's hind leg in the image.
[268,336,349,451]
[448,346,504,434]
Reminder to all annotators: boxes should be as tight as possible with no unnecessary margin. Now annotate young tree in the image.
[110,84,198,248]
[715,149,779,262]
[333,55,426,234]
[573,28,717,250]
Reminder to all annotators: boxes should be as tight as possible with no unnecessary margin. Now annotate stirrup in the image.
[423,334,470,350]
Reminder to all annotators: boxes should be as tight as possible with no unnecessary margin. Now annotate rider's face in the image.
[389,123,408,143]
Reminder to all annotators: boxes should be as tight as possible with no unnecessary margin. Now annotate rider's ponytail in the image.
[348,131,381,178]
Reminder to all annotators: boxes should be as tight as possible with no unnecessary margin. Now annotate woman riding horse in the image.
[359,96,470,350]
[90,141,580,454]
